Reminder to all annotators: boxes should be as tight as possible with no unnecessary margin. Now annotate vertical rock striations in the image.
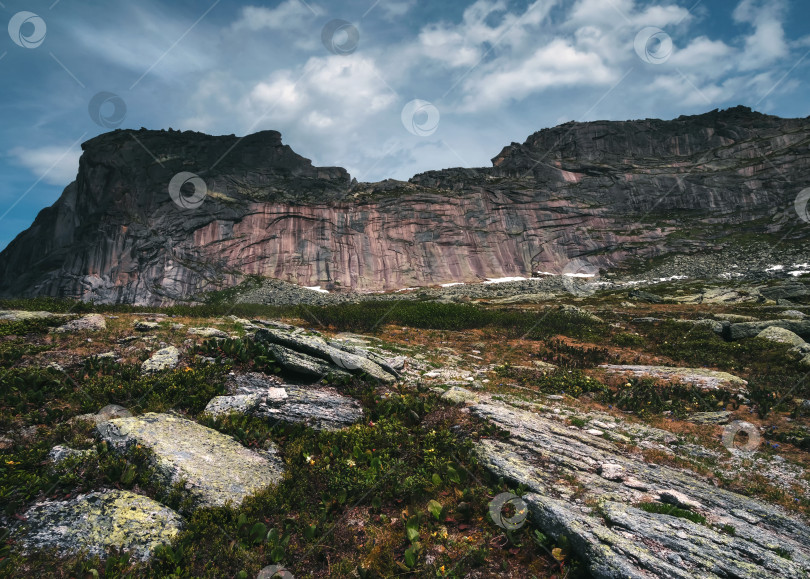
[1,106,808,304]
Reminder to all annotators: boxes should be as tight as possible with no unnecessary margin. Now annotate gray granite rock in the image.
[12,490,182,562]
[141,346,180,374]
[97,413,283,509]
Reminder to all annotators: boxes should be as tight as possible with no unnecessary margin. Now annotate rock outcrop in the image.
[13,490,182,562]
[204,373,363,430]
[97,413,284,508]
[599,364,748,391]
[1,106,809,304]
[463,391,810,578]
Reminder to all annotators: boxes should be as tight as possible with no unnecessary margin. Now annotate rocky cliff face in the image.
[1,106,809,305]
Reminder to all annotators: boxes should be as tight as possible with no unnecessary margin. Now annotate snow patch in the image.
[304,286,329,294]
[440,282,465,288]
[483,277,528,284]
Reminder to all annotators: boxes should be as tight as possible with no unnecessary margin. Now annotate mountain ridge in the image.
[1,105,809,305]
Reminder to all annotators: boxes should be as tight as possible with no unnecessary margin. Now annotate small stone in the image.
[598,463,625,481]
[658,489,702,510]
[623,477,649,490]
[48,445,96,464]
[586,428,605,436]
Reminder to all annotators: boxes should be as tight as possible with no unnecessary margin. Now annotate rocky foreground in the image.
[2,281,810,577]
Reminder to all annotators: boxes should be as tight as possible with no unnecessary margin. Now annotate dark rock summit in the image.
[1,106,809,304]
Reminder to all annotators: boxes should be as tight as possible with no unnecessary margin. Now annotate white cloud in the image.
[8,145,82,186]
[231,1,323,31]
[378,0,418,20]
[245,55,397,129]
[733,0,789,70]
[459,38,616,111]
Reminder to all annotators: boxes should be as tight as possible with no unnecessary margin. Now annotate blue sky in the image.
[1,0,809,251]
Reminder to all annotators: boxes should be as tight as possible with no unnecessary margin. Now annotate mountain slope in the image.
[1,106,809,305]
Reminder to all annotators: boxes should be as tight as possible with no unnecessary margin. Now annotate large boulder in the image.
[204,373,363,430]
[12,490,182,562]
[97,413,283,508]
[264,343,352,380]
[756,326,807,347]
[725,319,810,340]
[256,328,397,383]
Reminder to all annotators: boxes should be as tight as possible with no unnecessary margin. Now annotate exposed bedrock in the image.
[1,106,809,304]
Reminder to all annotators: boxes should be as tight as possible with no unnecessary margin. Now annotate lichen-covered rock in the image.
[97,413,283,508]
[72,403,133,425]
[48,445,97,464]
[204,373,362,430]
[557,304,604,323]
[687,411,732,424]
[135,320,160,331]
[187,327,228,338]
[53,314,106,333]
[756,326,807,347]
[13,490,182,561]
[0,310,72,321]
[675,318,724,333]
[725,319,810,340]
[469,399,810,578]
[141,346,180,374]
[599,364,748,391]
[441,386,481,405]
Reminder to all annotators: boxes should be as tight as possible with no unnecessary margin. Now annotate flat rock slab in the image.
[265,343,352,380]
[13,489,182,562]
[0,310,72,322]
[97,413,283,508]
[256,328,397,383]
[599,364,748,391]
[187,327,229,338]
[469,396,810,578]
[141,346,180,374]
[204,373,363,430]
[53,314,107,333]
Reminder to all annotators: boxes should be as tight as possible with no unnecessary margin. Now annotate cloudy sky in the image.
[1,0,809,250]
